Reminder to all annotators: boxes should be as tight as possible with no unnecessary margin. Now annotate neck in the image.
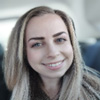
[40,76,62,100]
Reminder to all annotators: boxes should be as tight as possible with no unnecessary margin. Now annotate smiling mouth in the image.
[42,59,65,69]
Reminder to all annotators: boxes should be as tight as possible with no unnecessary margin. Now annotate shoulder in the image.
[81,66,100,99]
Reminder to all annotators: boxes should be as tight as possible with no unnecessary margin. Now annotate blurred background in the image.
[0,0,100,99]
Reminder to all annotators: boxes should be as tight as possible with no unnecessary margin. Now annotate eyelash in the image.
[31,38,66,48]
[31,43,43,48]
[55,38,66,43]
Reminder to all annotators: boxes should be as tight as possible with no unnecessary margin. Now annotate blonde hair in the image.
[4,6,100,100]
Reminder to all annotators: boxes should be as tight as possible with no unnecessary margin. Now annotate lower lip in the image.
[44,60,64,70]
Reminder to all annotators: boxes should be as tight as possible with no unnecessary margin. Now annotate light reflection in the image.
[0,19,17,49]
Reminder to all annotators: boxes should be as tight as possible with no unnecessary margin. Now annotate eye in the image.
[55,38,66,43]
[31,43,43,48]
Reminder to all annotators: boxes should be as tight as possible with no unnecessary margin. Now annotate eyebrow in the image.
[28,31,66,42]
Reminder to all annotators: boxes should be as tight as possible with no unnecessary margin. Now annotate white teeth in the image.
[47,62,62,67]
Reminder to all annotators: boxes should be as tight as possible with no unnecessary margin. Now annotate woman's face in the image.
[25,14,73,80]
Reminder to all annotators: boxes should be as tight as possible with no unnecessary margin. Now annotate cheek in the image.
[62,44,73,59]
[26,49,43,65]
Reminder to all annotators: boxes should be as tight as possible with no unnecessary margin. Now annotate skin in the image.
[25,14,73,98]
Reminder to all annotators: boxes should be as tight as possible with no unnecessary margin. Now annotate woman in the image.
[4,6,100,100]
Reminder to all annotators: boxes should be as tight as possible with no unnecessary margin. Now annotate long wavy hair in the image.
[4,6,100,100]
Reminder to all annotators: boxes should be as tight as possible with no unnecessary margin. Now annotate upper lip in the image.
[42,59,65,65]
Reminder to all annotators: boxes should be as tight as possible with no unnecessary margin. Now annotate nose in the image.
[46,43,60,59]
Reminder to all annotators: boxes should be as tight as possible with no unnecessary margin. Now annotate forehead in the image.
[25,14,68,38]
